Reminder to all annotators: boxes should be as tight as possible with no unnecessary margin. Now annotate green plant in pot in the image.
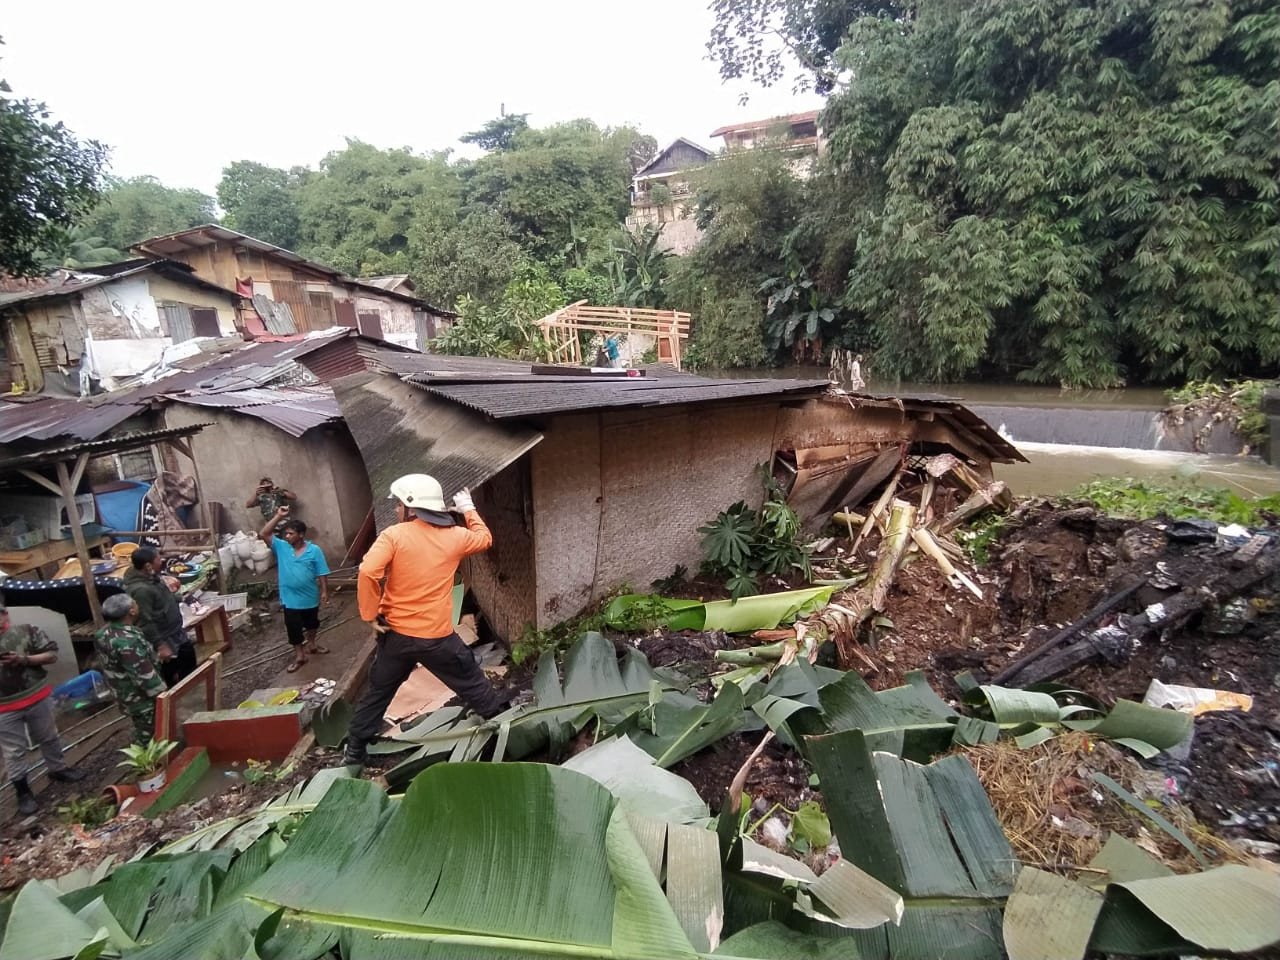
[118,739,177,793]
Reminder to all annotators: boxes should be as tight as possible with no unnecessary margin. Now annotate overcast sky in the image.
[2,0,823,196]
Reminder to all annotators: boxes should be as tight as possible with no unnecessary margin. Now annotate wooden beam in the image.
[17,469,62,497]
[55,459,103,627]
[69,452,89,492]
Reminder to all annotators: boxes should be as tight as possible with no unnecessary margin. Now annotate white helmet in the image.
[387,474,446,510]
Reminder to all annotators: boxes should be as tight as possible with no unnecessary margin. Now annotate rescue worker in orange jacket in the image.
[344,474,507,767]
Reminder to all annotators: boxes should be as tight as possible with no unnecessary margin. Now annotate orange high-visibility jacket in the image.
[357,511,492,639]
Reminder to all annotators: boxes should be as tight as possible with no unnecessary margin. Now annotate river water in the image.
[707,367,1280,497]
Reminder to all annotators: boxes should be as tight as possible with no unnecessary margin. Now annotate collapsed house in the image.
[290,333,1023,639]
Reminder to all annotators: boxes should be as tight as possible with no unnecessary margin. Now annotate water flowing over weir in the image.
[966,404,1165,450]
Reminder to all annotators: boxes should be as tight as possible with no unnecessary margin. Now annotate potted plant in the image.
[118,739,177,793]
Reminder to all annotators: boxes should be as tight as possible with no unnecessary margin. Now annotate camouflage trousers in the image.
[124,703,157,745]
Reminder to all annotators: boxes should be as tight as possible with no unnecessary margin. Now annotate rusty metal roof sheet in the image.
[0,330,352,446]
[0,424,209,472]
[0,259,241,311]
[331,371,542,532]
[0,396,144,443]
[174,386,340,437]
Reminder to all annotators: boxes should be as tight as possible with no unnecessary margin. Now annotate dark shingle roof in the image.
[410,375,828,420]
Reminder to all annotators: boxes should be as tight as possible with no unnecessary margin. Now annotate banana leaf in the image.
[1090,865,1280,956]
[0,882,101,960]
[49,766,719,960]
[806,730,1014,899]
[562,735,709,823]
[603,586,840,634]
[385,633,668,788]
[630,684,747,767]
[1002,867,1102,960]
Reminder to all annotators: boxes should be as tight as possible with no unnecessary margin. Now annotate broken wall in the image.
[528,402,783,629]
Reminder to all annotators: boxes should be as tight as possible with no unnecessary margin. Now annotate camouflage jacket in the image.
[93,623,166,708]
[257,489,294,519]
[0,623,58,704]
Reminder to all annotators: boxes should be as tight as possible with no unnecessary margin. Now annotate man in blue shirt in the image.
[258,507,331,673]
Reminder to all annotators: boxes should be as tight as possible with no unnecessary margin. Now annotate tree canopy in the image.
[77,176,216,252]
[823,0,1280,386]
[0,42,107,276]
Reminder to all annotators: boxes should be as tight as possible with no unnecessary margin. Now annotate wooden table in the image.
[0,535,109,579]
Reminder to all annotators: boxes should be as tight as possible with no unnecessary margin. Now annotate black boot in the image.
[342,739,367,770]
[49,767,84,783]
[13,778,37,816]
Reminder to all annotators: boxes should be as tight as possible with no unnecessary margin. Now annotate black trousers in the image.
[159,635,197,687]
[346,630,505,753]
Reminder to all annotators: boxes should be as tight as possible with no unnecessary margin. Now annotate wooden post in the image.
[55,459,103,628]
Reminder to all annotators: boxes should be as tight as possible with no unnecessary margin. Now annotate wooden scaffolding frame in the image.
[537,300,692,370]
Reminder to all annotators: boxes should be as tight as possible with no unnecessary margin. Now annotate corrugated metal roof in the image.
[332,371,542,532]
[174,386,340,437]
[0,396,144,443]
[411,375,829,420]
[0,425,208,472]
[0,330,351,446]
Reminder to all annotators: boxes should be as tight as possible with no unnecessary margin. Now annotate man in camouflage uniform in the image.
[94,594,167,746]
[0,598,84,816]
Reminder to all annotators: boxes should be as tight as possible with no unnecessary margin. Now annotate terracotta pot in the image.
[102,782,139,808]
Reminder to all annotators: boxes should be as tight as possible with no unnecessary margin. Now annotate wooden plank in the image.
[55,459,103,628]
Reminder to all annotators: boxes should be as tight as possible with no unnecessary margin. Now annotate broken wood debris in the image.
[803,453,1011,670]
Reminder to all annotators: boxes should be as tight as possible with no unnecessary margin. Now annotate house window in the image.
[191,308,220,338]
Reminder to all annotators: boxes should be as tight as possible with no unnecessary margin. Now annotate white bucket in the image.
[138,769,166,793]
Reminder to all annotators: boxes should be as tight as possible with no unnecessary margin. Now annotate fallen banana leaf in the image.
[0,882,100,960]
[1002,867,1102,960]
[1087,833,1173,883]
[562,735,709,823]
[1063,699,1192,752]
[806,730,1014,899]
[81,766,713,959]
[630,684,747,767]
[604,586,843,634]
[1090,865,1280,956]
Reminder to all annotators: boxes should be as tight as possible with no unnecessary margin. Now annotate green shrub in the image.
[698,469,811,598]
[1070,478,1280,526]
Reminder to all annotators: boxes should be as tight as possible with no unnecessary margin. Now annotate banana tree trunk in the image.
[805,499,917,670]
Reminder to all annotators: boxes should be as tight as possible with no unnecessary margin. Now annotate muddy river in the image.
[707,368,1280,497]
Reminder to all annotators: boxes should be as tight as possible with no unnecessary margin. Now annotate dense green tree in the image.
[295,140,448,275]
[823,0,1280,386]
[0,43,107,276]
[460,113,530,152]
[464,120,637,261]
[78,176,216,252]
[216,160,304,248]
